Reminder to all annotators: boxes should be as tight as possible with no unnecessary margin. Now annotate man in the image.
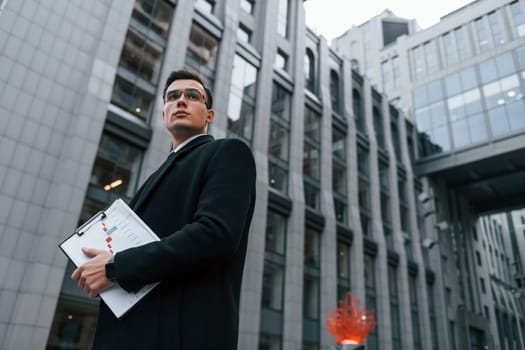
[71,70,256,349]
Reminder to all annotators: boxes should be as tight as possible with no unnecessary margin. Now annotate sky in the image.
[304,0,474,42]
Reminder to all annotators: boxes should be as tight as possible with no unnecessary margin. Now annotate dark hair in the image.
[162,69,213,108]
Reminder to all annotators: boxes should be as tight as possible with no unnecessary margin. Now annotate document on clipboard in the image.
[59,198,160,319]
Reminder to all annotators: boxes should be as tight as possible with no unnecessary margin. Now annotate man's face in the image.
[162,79,214,140]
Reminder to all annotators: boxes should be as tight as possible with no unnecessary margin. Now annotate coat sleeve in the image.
[115,139,256,292]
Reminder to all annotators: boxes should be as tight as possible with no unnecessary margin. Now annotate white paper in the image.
[60,198,160,318]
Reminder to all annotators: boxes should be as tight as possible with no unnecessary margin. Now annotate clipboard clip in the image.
[75,211,107,236]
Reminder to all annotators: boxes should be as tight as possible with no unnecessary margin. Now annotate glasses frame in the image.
[165,88,208,105]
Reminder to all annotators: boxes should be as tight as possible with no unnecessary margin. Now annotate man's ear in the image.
[161,109,166,121]
[206,109,215,124]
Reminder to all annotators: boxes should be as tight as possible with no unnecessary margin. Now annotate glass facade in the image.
[185,22,219,89]
[277,0,289,38]
[389,265,401,349]
[365,254,378,350]
[305,49,316,92]
[260,210,287,350]
[303,106,321,210]
[332,126,348,224]
[336,240,351,301]
[416,45,525,157]
[227,54,258,141]
[303,226,320,350]
[269,82,291,194]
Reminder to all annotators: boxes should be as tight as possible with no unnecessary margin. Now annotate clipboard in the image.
[59,198,160,319]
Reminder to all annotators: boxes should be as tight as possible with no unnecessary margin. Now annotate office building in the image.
[334,0,525,348]
[2,0,522,349]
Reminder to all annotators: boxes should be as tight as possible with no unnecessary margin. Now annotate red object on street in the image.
[326,292,376,345]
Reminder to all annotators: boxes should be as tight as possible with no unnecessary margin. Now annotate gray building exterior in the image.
[1,0,518,349]
[334,0,525,349]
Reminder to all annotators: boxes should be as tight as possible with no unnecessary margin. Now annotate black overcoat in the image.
[91,135,256,350]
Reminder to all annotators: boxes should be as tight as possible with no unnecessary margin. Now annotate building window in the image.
[488,12,504,46]
[303,226,320,349]
[392,56,400,87]
[442,32,458,67]
[275,49,288,71]
[133,0,174,39]
[455,26,471,60]
[413,80,450,155]
[259,333,281,350]
[337,240,351,301]
[186,22,219,89]
[424,40,438,74]
[428,283,439,350]
[479,52,525,137]
[330,70,342,115]
[373,105,385,149]
[268,83,291,193]
[119,27,163,84]
[111,76,155,121]
[195,0,214,14]
[353,87,366,134]
[332,127,348,224]
[90,133,143,199]
[358,147,370,236]
[475,17,490,53]
[241,0,255,14]
[261,262,284,310]
[304,226,320,268]
[111,0,174,121]
[303,106,321,210]
[510,1,525,37]
[410,45,425,80]
[237,24,252,43]
[382,60,391,91]
[409,274,422,349]
[277,0,289,38]
[389,265,401,350]
[227,54,258,141]
[444,67,487,149]
[305,49,316,92]
[265,210,287,255]
[365,254,378,350]
[260,210,286,347]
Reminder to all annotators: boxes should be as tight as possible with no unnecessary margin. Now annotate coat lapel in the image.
[132,135,213,211]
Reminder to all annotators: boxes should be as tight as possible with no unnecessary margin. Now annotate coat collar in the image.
[132,134,214,211]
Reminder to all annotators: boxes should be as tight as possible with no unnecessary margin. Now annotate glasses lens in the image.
[166,90,182,101]
[186,89,201,101]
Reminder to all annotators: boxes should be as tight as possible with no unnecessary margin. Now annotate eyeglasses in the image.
[165,88,207,105]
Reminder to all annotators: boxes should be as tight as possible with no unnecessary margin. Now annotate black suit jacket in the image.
[92,135,256,350]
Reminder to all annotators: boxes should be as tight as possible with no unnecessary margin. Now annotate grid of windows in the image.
[111,1,174,121]
[185,22,219,89]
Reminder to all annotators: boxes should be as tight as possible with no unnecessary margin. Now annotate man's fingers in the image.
[71,267,81,281]
[82,247,105,257]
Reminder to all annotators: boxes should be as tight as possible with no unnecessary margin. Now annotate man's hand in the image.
[71,248,115,298]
